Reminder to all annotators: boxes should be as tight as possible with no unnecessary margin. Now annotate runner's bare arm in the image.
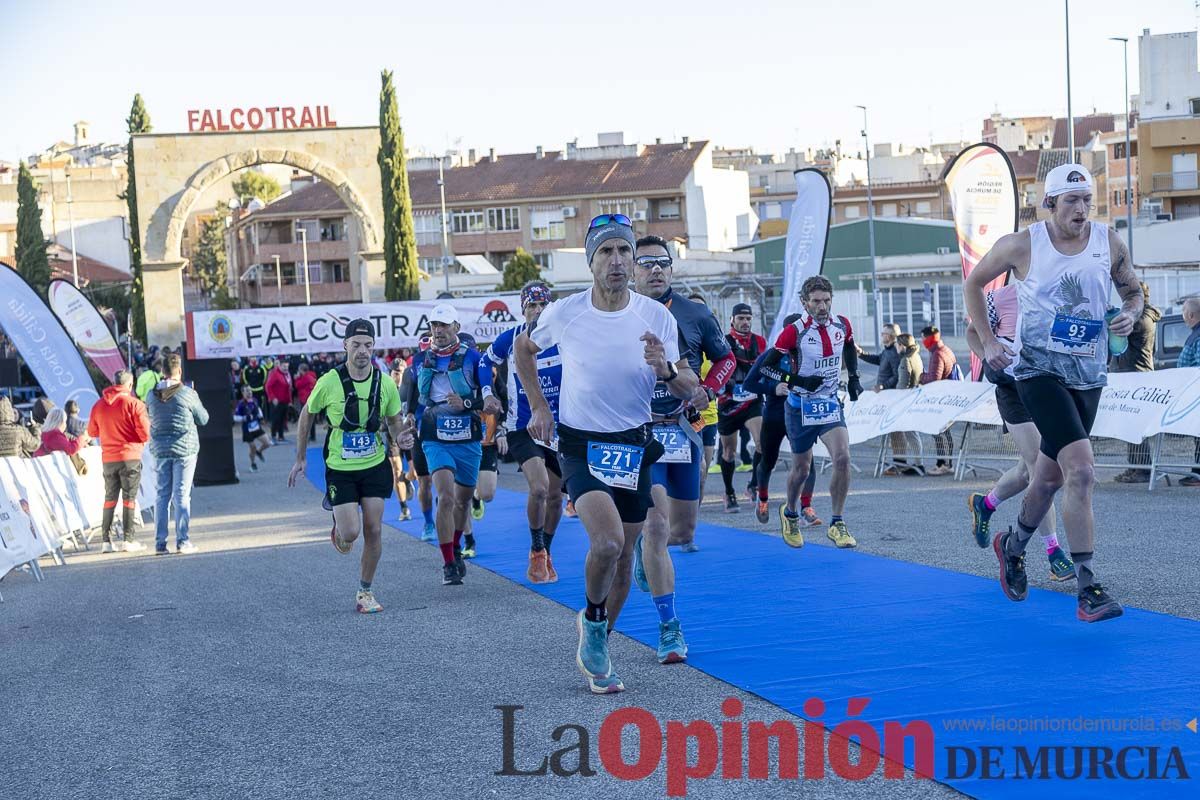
[965,231,1028,369]
[966,323,985,360]
[385,413,415,452]
[1108,233,1143,337]
[287,406,315,487]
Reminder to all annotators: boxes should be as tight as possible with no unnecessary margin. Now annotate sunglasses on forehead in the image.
[588,213,632,230]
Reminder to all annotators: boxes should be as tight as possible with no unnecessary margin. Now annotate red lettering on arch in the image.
[299,106,314,127]
[200,110,215,132]
[230,108,245,130]
[187,109,200,132]
[247,108,263,129]
[281,107,297,129]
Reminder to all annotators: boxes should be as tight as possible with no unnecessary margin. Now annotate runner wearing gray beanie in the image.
[585,218,638,266]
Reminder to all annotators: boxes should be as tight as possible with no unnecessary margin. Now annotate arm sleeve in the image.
[703,353,737,393]
[742,352,781,395]
[843,339,859,377]
[473,351,493,391]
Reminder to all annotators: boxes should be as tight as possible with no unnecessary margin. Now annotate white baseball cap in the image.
[1042,163,1094,207]
[429,303,458,325]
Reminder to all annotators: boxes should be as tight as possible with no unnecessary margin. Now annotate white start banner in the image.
[186,296,525,359]
[836,368,1200,446]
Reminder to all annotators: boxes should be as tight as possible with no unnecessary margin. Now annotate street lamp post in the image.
[296,224,312,306]
[1111,35,1134,267]
[1065,0,1075,157]
[66,172,79,287]
[857,105,882,343]
[438,157,451,294]
[273,254,282,307]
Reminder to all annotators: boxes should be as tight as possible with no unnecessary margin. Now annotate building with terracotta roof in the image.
[224,180,356,306]
[1135,29,1200,223]
[0,243,130,288]
[404,133,755,278]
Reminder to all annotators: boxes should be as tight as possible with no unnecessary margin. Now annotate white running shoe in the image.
[123,541,147,553]
[177,541,199,555]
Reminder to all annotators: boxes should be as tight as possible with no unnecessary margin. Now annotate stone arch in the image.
[161,148,380,263]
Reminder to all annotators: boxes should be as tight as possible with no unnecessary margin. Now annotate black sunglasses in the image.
[635,255,673,270]
[588,213,632,230]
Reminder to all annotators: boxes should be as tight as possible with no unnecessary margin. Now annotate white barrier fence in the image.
[797,369,1200,486]
[1,446,155,588]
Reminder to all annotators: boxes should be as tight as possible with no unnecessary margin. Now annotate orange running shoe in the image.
[544,551,559,583]
[527,549,550,583]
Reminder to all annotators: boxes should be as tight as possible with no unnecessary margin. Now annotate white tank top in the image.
[1012,221,1111,389]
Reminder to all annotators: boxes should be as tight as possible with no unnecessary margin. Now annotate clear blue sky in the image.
[0,0,1195,162]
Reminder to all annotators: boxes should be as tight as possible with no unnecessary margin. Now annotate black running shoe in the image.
[454,546,467,580]
[724,493,739,514]
[442,563,462,586]
[1077,584,1124,623]
[992,528,1028,602]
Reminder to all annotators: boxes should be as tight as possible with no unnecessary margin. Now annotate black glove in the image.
[847,376,863,402]
[787,373,825,392]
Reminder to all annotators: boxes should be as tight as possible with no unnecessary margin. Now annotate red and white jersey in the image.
[772,313,854,398]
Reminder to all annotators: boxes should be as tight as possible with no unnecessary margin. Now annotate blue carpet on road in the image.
[306,453,1199,799]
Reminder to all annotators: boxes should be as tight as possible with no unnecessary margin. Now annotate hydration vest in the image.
[336,365,383,433]
[417,343,479,408]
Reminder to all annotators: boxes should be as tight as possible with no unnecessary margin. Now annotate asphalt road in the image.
[2,427,1196,799]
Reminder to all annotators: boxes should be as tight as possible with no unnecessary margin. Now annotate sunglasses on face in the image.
[635,255,673,270]
[588,213,632,230]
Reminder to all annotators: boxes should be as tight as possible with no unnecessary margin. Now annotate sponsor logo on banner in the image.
[210,315,234,343]
[1161,371,1200,430]
[474,300,520,341]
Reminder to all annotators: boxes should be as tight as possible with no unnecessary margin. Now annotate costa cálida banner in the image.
[187,295,525,359]
[0,268,100,412]
[943,143,1018,379]
[48,280,126,383]
[769,169,832,344]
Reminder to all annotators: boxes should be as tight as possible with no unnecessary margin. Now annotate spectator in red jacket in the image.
[293,362,318,442]
[87,370,151,553]
[265,357,294,444]
[34,408,86,457]
[920,326,958,475]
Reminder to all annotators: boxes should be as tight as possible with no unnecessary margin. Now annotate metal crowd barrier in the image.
[950,424,1200,492]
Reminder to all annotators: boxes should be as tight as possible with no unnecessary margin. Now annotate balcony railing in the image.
[1152,171,1199,193]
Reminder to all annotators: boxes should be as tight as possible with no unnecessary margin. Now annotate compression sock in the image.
[359,580,372,591]
[1007,518,1037,556]
[984,490,1001,512]
[585,597,608,623]
[422,506,434,525]
[748,452,762,491]
[439,543,455,565]
[542,529,554,553]
[1071,552,1095,589]
[453,530,463,549]
[1041,532,1061,553]
[652,592,677,624]
[801,491,813,509]
[530,527,545,552]
[720,457,736,495]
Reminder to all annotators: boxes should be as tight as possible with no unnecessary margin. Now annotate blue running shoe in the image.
[680,541,699,553]
[587,669,625,694]
[968,493,993,549]
[657,618,688,664]
[575,610,611,679]
[421,522,436,542]
[633,534,649,592]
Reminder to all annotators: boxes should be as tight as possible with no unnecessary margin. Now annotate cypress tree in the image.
[14,163,51,298]
[377,70,420,301]
[122,94,152,343]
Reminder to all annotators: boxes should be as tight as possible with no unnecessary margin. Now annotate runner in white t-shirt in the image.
[514,215,697,695]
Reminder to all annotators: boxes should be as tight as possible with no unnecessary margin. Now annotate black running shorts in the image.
[505,428,561,478]
[717,399,763,436]
[325,459,394,507]
[479,443,499,473]
[558,424,660,524]
[1014,375,1102,460]
[410,434,430,477]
